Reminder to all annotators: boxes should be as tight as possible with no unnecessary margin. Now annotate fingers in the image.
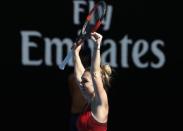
[91,32,103,44]
[72,41,83,50]
[91,32,102,40]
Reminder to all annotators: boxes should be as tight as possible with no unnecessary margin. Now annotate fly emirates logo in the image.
[20,0,166,69]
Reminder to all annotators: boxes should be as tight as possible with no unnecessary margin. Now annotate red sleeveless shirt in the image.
[76,104,107,131]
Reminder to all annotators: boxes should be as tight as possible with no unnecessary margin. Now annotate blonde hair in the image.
[85,64,113,91]
[100,64,112,91]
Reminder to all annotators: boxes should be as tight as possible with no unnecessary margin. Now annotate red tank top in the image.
[76,104,107,131]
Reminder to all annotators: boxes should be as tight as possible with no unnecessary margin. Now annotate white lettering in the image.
[44,38,73,66]
[21,31,43,66]
[151,40,165,68]
[73,1,87,25]
[102,39,117,67]
[120,35,132,68]
[73,0,113,31]
[20,31,166,69]
[132,40,149,68]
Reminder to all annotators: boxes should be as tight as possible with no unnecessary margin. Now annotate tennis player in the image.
[73,32,112,131]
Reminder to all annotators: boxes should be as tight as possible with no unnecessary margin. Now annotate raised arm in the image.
[90,32,108,105]
[73,41,85,86]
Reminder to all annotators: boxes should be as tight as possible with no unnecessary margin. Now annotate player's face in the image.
[81,71,95,101]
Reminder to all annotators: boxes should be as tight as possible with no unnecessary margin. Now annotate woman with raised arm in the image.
[73,32,112,131]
